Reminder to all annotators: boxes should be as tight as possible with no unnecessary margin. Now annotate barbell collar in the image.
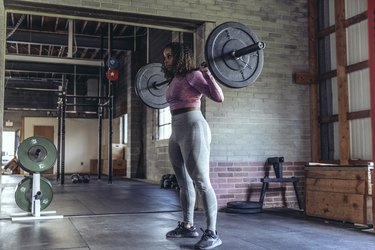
[233,41,265,58]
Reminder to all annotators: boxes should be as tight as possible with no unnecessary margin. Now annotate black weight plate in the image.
[227,201,263,209]
[135,63,169,109]
[205,22,264,88]
[225,207,262,214]
[15,176,54,212]
[16,136,57,173]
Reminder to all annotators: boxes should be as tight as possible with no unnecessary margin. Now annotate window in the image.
[315,0,371,162]
[158,107,171,140]
[120,114,128,144]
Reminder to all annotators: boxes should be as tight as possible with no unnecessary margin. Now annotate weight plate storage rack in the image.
[11,136,63,221]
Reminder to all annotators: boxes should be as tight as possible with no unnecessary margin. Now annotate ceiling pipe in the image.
[6,54,102,66]
[5,87,61,92]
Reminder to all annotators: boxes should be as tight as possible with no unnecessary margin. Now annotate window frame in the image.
[157,106,171,140]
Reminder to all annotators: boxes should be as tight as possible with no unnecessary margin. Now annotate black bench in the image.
[259,157,303,209]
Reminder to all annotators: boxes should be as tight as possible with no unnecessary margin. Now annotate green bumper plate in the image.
[16,136,57,173]
[15,176,54,212]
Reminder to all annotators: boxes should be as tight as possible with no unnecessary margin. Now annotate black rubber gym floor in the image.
[1,174,375,250]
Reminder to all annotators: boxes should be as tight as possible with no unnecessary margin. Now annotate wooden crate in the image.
[101,144,126,160]
[90,159,126,176]
[90,159,103,174]
[102,159,126,176]
[305,165,373,225]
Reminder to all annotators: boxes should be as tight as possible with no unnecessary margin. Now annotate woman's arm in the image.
[187,71,224,102]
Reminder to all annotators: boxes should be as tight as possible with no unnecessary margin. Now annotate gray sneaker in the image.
[194,229,222,249]
[166,222,200,238]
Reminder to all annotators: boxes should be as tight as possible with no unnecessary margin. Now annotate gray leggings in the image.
[168,110,218,232]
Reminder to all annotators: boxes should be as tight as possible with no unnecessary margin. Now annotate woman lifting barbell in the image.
[162,42,224,250]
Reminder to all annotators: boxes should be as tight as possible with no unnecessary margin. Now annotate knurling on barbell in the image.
[135,21,265,109]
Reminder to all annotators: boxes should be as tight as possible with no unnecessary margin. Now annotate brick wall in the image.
[211,161,305,209]
[2,0,310,209]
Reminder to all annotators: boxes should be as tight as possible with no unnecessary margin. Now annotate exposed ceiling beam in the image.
[81,20,88,33]
[11,12,15,25]
[91,49,99,59]
[29,14,32,29]
[6,59,101,75]
[54,17,59,31]
[5,1,203,31]
[41,16,44,30]
[6,54,103,66]
[7,30,137,51]
[94,22,102,34]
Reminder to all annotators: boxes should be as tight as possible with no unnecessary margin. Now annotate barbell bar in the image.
[150,42,264,89]
[233,41,265,58]
[151,42,264,89]
[153,79,170,89]
[135,21,266,109]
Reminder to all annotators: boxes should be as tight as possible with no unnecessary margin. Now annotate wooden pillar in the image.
[335,0,350,165]
[367,0,375,228]
[308,0,320,162]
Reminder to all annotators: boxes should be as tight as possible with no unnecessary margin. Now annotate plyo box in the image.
[305,164,372,225]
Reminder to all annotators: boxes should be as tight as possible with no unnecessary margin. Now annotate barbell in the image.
[135,21,265,109]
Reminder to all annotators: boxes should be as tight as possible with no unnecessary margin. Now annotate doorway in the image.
[34,125,55,174]
[1,131,15,167]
